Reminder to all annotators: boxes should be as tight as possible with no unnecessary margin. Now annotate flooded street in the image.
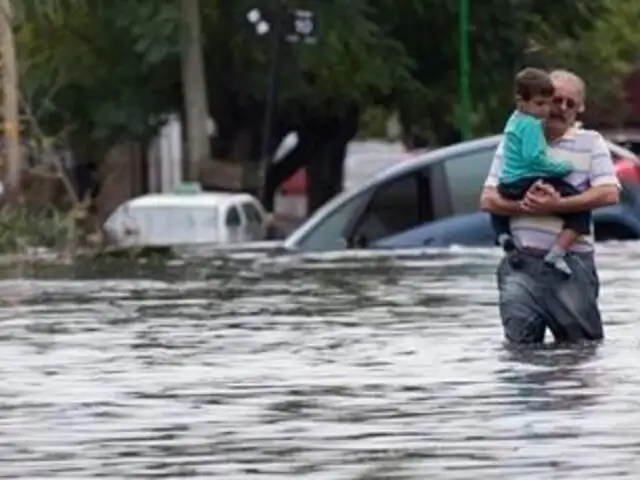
[0,244,638,479]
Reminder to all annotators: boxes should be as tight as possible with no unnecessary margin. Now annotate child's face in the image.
[518,95,551,119]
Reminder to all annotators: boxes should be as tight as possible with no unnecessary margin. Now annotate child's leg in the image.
[490,214,516,251]
[540,179,591,276]
[495,179,535,252]
[544,228,579,276]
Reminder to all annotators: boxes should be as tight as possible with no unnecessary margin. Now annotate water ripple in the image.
[0,244,637,478]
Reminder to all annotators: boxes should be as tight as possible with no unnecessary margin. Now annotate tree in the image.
[14,0,611,216]
[180,0,210,181]
[528,0,640,127]
[201,0,421,212]
[17,1,181,143]
[373,0,604,146]
[16,0,420,212]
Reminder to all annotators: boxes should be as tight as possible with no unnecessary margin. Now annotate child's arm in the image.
[520,118,573,176]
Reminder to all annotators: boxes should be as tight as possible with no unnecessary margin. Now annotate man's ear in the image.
[578,102,585,114]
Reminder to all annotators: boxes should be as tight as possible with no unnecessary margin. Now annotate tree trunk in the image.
[263,106,358,215]
[306,136,347,214]
[180,0,211,181]
[1,0,20,200]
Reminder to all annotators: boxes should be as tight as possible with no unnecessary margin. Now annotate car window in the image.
[421,163,452,220]
[350,173,421,247]
[240,202,263,225]
[225,206,242,227]
[443,147,495,215]
[296,190,372,250]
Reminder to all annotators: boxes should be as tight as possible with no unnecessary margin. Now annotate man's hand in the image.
[521,180,562,214]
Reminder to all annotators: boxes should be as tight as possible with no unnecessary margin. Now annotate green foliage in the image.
[19,0,421,142]
[530,0,640,122]
[17,0,182,143]
[203,0,421,119]
[373,0,605,142]
[358,106,392,139]
[16,0,633,150]
[0,204,73,253]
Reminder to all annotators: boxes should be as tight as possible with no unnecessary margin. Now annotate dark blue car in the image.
[284,135,640,251]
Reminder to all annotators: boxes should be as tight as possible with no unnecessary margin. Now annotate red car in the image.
[609,141,640,184]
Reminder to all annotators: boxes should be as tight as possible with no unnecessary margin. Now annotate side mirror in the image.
[351,233,369,248]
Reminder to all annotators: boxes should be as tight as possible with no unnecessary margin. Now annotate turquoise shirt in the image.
[500,110,573,183]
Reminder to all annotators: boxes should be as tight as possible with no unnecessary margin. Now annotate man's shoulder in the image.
[562,126,608,152]
[568,126,606,143]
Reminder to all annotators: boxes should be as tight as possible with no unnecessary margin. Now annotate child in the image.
[491,67,590,277]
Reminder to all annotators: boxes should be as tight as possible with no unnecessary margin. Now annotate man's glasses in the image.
[552,96,577,109]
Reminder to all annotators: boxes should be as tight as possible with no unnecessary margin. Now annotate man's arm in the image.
[554,185,618,212]
[480,186,526,215]
[524,132,619,213]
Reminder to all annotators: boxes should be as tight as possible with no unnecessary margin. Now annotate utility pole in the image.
[180,0,210,182]
[1,0,20,198]
[255,2,285,207]
[246,4,318,207]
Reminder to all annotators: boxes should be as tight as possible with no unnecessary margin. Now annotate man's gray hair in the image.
[549,69,586,102]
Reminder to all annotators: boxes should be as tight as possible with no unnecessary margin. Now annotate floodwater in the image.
[0,244,638,479]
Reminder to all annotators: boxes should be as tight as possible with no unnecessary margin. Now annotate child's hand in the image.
[521,181,561,214]
[530,180,557,195]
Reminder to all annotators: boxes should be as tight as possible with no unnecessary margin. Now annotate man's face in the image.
[547,79,583,132]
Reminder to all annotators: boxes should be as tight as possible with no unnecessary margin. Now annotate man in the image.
[479,69,620,344]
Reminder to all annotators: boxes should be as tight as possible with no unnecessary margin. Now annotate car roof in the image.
[368,135,502,183]
[125,192,257,209]
[345,132,639,191]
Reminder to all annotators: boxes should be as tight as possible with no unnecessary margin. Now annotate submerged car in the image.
[104,189,268,248]
[284,135,640,252]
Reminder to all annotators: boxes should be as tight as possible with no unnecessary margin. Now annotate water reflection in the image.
[0,244,637,478]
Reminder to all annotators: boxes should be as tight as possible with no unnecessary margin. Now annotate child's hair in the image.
[515,67,554,101]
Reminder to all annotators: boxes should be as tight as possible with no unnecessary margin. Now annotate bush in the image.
[0,204,75,253]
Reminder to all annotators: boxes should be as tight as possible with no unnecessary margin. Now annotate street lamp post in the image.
[247,3,317,209]
[458,0,472,140]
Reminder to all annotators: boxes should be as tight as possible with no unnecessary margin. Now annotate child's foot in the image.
[497,234,516,252]
[544,249,572,277]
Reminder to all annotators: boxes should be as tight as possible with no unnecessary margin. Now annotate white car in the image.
[104,190,268,248]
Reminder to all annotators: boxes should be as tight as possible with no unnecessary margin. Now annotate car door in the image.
[373,146,498,248]
[441,146,497,216]
[345,172,431,248]
[285,143,499,251]
[239,201,266,241]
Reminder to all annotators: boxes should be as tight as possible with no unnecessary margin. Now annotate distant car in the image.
[284,135,640,252]
[104,189,268,248]
[603,129,640,184]
[603,128,640,155]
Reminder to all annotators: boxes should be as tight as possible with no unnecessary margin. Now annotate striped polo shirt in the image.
[484,126,620,252]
